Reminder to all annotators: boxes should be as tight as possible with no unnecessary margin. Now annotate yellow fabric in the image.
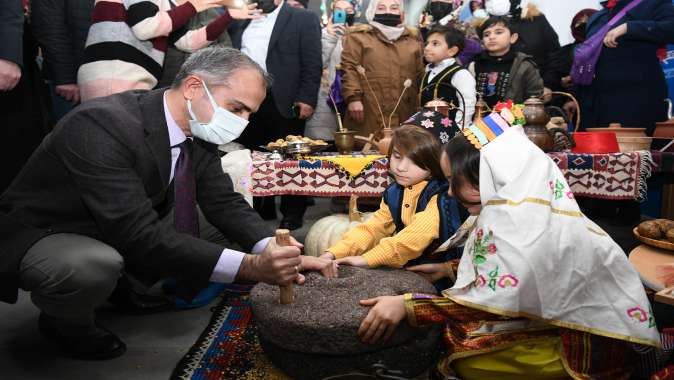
[453,340,571,380]
[327,180,441,268]
[306,154,385,178]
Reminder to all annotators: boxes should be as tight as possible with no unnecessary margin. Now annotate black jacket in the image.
[0,0,23,66]
[31,0,94,84]
[229,4,322,118]
[579,0,674,134]
[512,13,561,90]
[0,89,272,304]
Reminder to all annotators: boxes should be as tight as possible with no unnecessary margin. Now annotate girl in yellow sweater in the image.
[320,112,468,289]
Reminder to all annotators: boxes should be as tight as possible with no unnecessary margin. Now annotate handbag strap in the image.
[607,0,644,27]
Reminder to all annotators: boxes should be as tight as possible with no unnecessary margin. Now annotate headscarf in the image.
[444,120,660,347]
[366,0,406,41]
[571,8,597,43]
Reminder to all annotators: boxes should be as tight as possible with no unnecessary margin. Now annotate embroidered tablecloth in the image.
[250,151,656,200]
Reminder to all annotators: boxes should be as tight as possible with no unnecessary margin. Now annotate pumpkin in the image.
[304,195,375,257]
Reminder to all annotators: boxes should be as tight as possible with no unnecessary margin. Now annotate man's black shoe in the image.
[279,217,303,231]
[108,277,174,315]
[38,314,127,360]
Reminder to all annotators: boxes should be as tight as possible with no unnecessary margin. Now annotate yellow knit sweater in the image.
[327,181,441,268]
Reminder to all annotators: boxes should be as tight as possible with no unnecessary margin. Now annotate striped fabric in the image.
[462,112,511,150]
[78,0,232,101]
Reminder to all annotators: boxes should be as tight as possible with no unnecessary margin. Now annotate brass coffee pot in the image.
[522,97,554,152]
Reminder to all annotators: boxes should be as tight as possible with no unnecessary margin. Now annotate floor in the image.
[0,197,641,380]
[0,198,333,380]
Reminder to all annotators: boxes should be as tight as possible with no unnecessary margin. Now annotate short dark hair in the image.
[478,16,514,39]
[427,25,465,53]
[389,125,445,180]
[443,135,480,205]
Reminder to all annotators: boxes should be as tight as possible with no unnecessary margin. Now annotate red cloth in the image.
[571,132,621,154]
[607,0,619,9]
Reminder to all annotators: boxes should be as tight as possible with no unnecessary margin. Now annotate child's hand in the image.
[300,256,339,278]
[358,295,406,344]
[406,263,449,283]
[320,252,336,260]
[335,256,368,268]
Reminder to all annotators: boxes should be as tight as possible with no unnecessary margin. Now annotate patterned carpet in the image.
[170,285,290,380]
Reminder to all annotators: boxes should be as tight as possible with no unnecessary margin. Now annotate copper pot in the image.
[522,97,553,152]
[333,130,356,154]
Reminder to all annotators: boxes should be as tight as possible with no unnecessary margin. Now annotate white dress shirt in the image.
[163,92,271,283]
[425,58,477,128]
[241,3,283,72]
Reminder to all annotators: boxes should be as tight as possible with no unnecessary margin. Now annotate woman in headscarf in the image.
[356,112,660,379]
[340,0,424,139]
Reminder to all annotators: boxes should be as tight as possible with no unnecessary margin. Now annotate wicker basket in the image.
[633,227,674,251]
[617,137,652,152]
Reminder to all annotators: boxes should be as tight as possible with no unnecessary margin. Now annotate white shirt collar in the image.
[426,57,456,73]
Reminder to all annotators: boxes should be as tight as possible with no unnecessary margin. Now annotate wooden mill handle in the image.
[275,229,294,305]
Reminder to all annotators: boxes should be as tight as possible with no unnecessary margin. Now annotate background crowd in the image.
[1,0,674,220]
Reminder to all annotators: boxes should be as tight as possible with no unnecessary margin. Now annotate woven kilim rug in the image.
[170,285,290,380]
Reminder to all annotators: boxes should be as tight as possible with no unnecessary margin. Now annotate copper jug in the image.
[522,97,553,152]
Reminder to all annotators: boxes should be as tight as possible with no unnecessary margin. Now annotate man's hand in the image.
[406,263,449,284]
[0,59,21,92]
[561,75,572,88]
[604,23,627,48]
[295,102,314,120]
[300,255,339,278]
[228,2,262,19]
[542,87,552,103]
[348,101,364,123]
[55,84,81,104]
[237,244,302,285]
[335,255,368,268]
[358,295,406,344]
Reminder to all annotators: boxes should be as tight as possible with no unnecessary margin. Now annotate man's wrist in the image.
[235,254,259,284]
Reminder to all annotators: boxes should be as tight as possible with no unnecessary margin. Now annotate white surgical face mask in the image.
[187,81,249,145]
[472,8,488,19]
[486,0,510,16]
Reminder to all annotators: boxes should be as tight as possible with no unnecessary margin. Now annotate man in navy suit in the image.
[229,0,322,230]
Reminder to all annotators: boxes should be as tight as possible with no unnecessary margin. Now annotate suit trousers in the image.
[236,93,308,220]
[18,209,228,330]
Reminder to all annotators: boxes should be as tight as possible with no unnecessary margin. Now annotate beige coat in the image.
[340,24,424,138]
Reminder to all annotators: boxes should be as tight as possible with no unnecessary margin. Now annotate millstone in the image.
[251,266,441,379]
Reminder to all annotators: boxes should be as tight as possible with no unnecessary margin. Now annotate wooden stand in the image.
[275,229,294,304]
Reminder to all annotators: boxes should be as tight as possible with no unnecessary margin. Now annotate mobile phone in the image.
[333,9,347,24]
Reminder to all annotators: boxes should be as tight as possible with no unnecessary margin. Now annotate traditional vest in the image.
[419,63,463,123]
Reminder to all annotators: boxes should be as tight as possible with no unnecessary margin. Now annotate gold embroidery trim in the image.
[486,197,584,217]
[446,295,661,347]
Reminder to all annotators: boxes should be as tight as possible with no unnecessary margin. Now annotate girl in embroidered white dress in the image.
[355,113,660,379]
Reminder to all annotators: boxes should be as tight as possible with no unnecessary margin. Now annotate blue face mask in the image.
[186,81,249,145]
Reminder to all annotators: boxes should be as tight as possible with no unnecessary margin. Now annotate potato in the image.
[638,220,663,239]
[667,229,674,243]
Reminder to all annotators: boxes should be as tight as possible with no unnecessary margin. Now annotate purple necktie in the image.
[174,139,199,236]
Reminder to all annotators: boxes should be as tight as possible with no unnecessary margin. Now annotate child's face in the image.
[390,148,431,187]
[441,152,482,215]
[481,23,517,56]
[424,33,458,64]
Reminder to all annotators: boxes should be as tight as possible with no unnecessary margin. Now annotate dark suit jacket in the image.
[0,0,24,66]
[229,4,322,118]
[0,89,272,304]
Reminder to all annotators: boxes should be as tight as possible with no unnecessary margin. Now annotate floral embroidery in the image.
[441,118,451,128]
[627,307,649,323]
[420,119,434,129]
[439,131,450,144]
[498,274,519,288]
[550,179,568,200]
[475,274,486,287]
[488,266,499,291]
[487,243,497,255]
[472,228,493,265]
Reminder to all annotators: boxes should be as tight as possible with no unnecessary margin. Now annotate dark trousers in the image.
[237,93,307,220]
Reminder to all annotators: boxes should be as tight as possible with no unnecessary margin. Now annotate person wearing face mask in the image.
[341,0,424,138]
[228,0,322,230]
[0,47,336,360]
[305,0,358,143]
[484,0,561,100]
